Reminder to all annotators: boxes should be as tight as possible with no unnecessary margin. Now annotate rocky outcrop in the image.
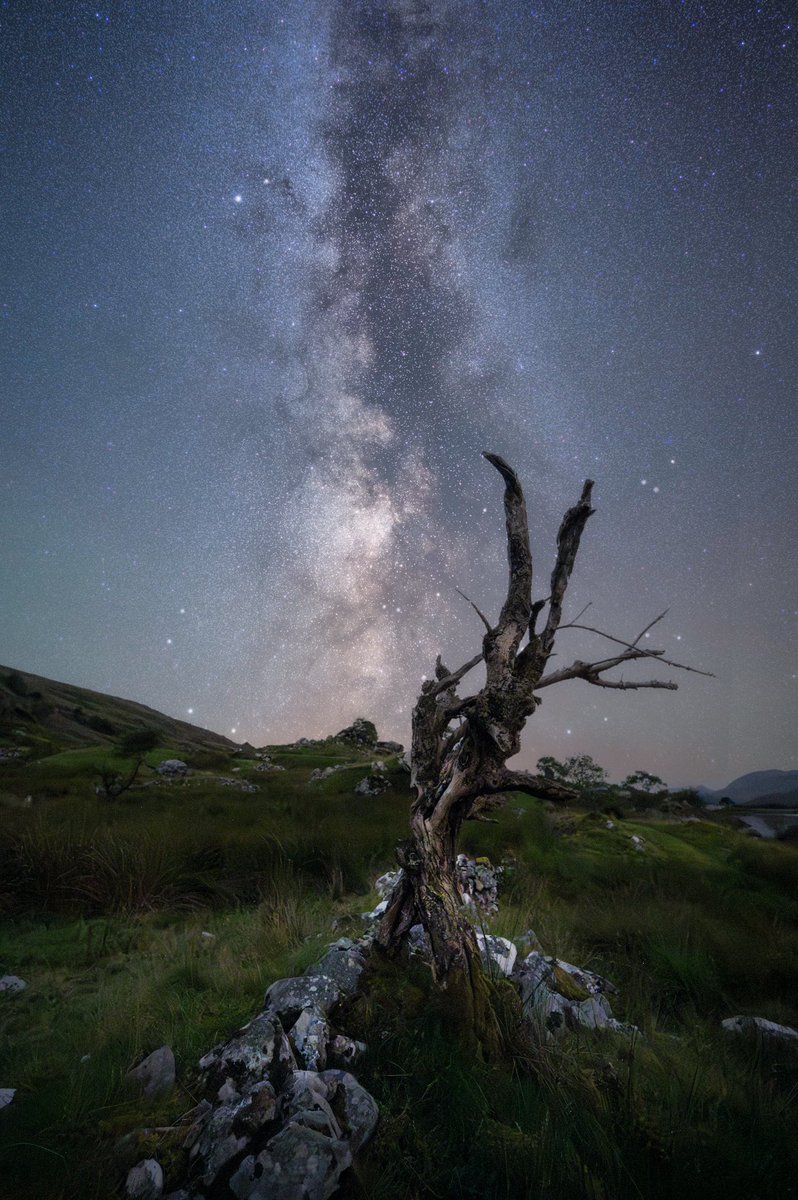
[333,719,378,750]
[354,774,389,797]
[721,1015,798,1042]
[515,952,637,1038]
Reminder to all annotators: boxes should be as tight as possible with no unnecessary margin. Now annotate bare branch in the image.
[480,769,577,804]
[428,652,483,698]
[539,479,595,659]
[586,676,678,691]
[557,621,715,678]
[482,452,533,663]
[455,587,492,633]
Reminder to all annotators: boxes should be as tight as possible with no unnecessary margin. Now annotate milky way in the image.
[1,1,796,786]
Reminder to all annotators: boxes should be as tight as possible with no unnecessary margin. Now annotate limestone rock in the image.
[0,975,27,994]
[125,1159,164,1200]
[320,1069,379,1153]
[306,939,367,996]
[354,774,389,796]
[264,975,342,1023]
[517,953,634,1038]
[155,760,189,777]
[374,870,401,899]
[199,1012,295,1099]
[229,1123,352,1200]
[126,1046,175,1100]
[721,1015,798,1042]
[334,718,378,750]
[476,933,517,977]
[289,1007,330,1071]
[190,1082,278,1186]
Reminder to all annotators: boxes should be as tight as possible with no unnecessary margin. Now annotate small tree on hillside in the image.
[623,770,666,793]
[375,453,709,1043]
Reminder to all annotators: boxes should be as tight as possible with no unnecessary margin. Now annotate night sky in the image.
[2,1,796,788]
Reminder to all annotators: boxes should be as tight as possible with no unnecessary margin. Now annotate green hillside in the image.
[0,686,796,1198]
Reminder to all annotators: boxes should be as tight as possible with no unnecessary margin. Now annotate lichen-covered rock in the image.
[517,953,634,1038]
[360,899,388,923]
[229,1123,352,1200]
[456,854,504,915]
[354,774,389,796]
[334,718,378,749]
[328,1034,367,1067]
[721,1015,798,1041]
[199,1012,295,1099]
[306,939,367,996]
[289,1007,330,1071]
[476,933,517,977]
[155,760,189,777]
[125,1159,164,1200]
[126,1046,175,1100]
[190,1081,278,1185]
[264,975,342,1023]
[319,1069,379,1154]
[374,870,401,900]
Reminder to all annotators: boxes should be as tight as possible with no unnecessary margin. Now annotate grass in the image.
[0,740,796,1197]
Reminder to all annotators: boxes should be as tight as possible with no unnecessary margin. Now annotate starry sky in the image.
[2,1,796,788]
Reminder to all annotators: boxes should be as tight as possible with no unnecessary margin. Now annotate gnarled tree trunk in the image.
[374,453,706,1043]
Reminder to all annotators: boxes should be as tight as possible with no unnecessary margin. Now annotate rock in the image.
[408,923,430,955]
[294,737,321,748]
[306,940,367,996]
[218,777,259,793]
[230,1123,352,1200]
[374,870,401,899]
[320,1069,379,1153]
[721,1015,798,1042]
[190,1083,278,1186]
[126,1046,175,1100]
[456,854,504,915]
[265,974,343,1023]
[517,953,634,1038]
[361,899,388,923]
[354,774,389,796]
[515,929,542,954]
[283,1070,343,1138]
[0,1088,15,1110]
[125,1159,164,1200]
[375,740,403,754]
[155,759,189,777]
[334,718,378,750]
[309,765,342,783]
[199,1012,295,1099]
[630,835,645,851]
[0,975,27,994]
[289,1007,330,1071]
[328,1034,367,1067]
[476,933,517,977]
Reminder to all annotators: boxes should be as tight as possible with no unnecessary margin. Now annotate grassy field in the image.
[0,736,796,1199]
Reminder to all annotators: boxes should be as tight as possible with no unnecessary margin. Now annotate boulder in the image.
[374,870,401,899]
[721,1015,798,1042]
[126,1046,175,1100]
[230,1122,352,1200]
[0,1088,15,1110]
[319,1069,379,1154]
[0,975,27,994]
[361,899,388,924]
[189,1082,278,1186]
[334,718,378,749]
[306,939,367,996]
[517,953,634,1038]
[289,1007,330,1071]
[199,1012,295,1100]
[125,1159,164,1200]
[354,774,389,796]
[476,933,517,977]
[155,760,189,777]
[375,740,403,754]
[265,974,342,1023]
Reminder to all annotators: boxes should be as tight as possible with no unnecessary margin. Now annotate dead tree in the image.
[375,453,709,1039]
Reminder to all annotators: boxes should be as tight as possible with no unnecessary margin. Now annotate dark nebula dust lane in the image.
[1,1,796,786]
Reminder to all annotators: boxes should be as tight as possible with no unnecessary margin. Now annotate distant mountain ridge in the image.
[0,664,237,756]
[698,770,798,806]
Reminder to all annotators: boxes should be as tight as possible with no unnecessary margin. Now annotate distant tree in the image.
[117,727,160,756]
[94,758,145,801]
[374,453,709,1045]
[622,770,666,793]
[536,755,569,782]
[537,754,607,789]
[719,796,735,808]
[563,754,607,790]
